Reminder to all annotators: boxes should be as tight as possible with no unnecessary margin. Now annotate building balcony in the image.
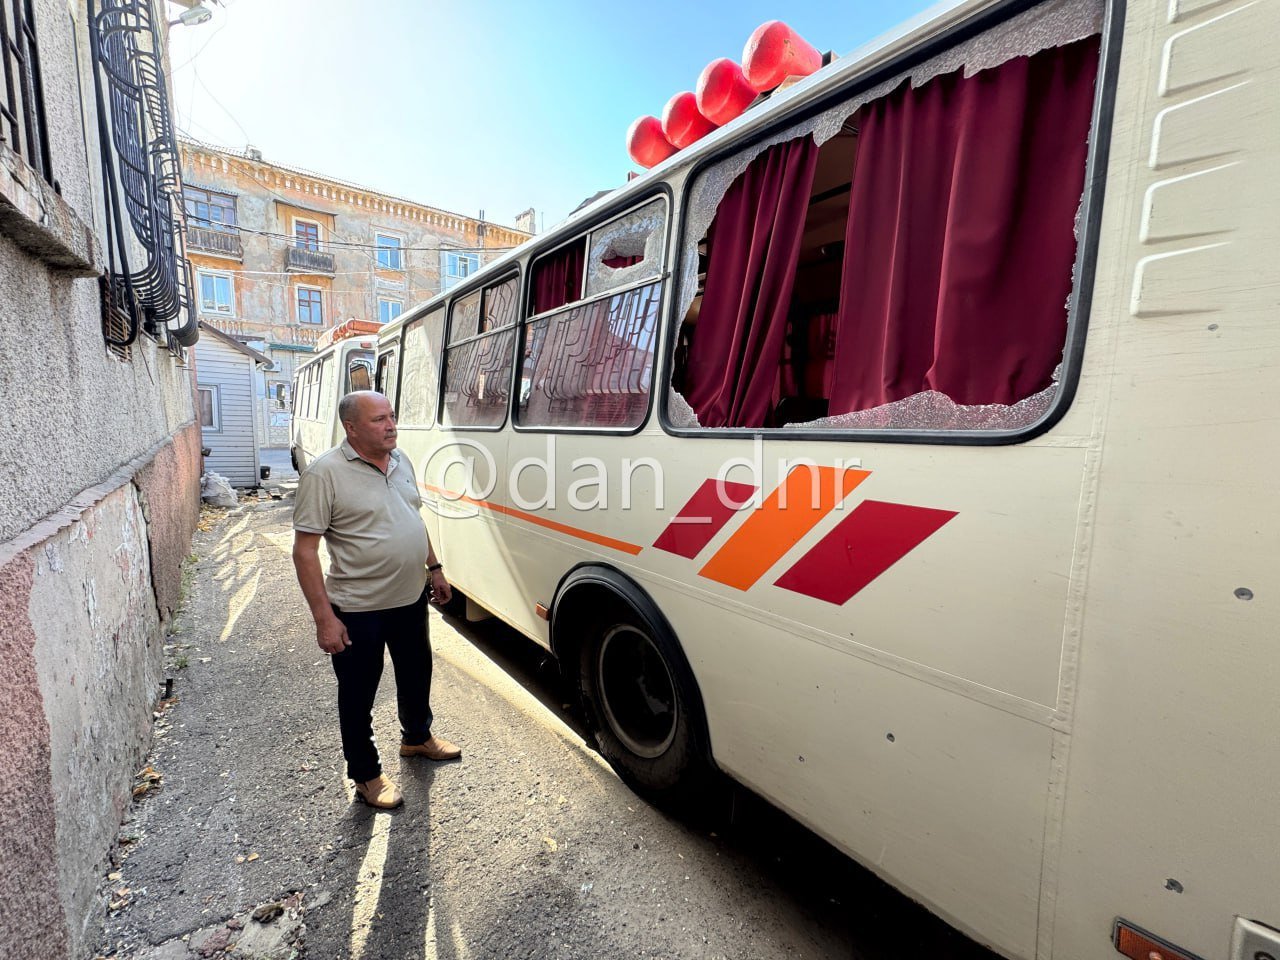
[285,245,335,275]
[186,224,243,260]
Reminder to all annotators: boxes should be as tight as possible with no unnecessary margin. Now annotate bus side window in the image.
[399,308,444,428]
[297,365,312,420]
[670,34,1099,434]
[519,198,665,431]
[441,276,519,429]
[348,357,373,392]
[380,347,400,410]
[318,356,335,420]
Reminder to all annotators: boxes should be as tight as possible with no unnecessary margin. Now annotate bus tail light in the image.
[1114,919,1204,960]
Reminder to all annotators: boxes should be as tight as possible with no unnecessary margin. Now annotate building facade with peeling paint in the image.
[0,1,201,957]
[179,141,533,446]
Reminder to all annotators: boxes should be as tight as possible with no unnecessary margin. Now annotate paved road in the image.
[96,495,999,960]
[258,447,297,483]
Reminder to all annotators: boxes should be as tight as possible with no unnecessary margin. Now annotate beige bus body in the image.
[289,337,377,470]
[373,0,1280,955]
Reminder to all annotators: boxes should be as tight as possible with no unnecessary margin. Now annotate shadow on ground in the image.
[445,608,999,960]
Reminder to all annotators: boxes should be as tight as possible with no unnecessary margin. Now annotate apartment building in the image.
[180,141,534,443]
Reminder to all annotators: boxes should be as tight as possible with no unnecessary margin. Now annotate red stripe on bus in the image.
[420,483,643,556]
[652,479,758,559]
[699,466,870,590]
[774,500,957,605]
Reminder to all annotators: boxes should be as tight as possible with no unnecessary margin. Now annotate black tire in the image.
[290,447,301,472]
[578,607,707,797]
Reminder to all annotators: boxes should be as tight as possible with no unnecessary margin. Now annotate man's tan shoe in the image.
[399,735,462,761]
[354,774,403,809]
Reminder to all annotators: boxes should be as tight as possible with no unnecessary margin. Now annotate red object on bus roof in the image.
[627,115,678,168]
[315,318,382,352]
[697,58,757,127]
[662,91,718,149]
[742,20,823,93]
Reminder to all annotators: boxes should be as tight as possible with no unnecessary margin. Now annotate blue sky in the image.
[169,0,931,231]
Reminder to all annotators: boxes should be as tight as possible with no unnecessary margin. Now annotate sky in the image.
[168,0,933,232]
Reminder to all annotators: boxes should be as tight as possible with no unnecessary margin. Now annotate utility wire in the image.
[179,121,519,256]
[187,219,518,254]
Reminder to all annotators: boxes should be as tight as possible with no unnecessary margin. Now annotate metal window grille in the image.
[0,0,52,183]
[89,0,196,355]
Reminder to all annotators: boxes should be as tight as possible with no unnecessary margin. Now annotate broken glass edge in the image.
[667,0,1103,434]
[586,199,668,300]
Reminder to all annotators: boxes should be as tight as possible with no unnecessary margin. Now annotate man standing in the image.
[292,390,461,810]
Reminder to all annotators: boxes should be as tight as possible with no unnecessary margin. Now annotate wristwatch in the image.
[427,563,443,573]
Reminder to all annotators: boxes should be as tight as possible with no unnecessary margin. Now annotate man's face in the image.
[345,394,398,455]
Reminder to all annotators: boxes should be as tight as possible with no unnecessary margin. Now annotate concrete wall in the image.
[32,481,166,956]
[0,0,198,546]
[0,552,70,960]
[0,1,203,957]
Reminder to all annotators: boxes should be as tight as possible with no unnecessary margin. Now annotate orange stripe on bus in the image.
[698,466,870,591]
[420,483,643,556]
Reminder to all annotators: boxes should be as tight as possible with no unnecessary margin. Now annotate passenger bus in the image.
[289,320,380,472]
[366,0,1276,956]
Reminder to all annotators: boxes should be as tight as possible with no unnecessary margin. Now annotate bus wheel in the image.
[290,447,301,473]
[579,611,706,796]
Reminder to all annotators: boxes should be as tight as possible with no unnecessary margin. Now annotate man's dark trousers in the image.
[329,588,433,782]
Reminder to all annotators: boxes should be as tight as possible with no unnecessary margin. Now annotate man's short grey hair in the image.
[338,390,386,425]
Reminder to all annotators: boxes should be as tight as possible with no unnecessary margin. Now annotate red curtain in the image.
[829,36,1100,414]
[684,137,820,428]
[602,254,642,269]
[531,238,586,315]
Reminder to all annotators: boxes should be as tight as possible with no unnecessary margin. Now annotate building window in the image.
[272,382,291,408]
[0,0,52,184]
[378,298,402,324]
[197,271,235,316]
[376,233,403,270]
[294,218,321,251]
[183,186,237,232]
[297,286,324,325]
[442,250,480,291]
[197,385,220,431]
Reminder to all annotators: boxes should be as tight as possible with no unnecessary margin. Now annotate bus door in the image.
[422,274,521,621]
[375,338,399,410]
[503,197,669,641]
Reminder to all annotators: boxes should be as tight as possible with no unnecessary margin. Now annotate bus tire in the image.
[577,604,708,798]
[290,447,301,473]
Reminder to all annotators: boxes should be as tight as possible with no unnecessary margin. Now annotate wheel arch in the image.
[549,563,712,759]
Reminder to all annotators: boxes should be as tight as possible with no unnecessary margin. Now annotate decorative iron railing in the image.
[89,0,196,351]
[285,245,336,274]
[186,223,243,259]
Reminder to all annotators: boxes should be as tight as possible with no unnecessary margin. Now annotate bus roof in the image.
[378,0,992,341]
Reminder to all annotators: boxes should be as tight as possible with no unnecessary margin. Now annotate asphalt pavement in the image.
[94,492,998,960]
